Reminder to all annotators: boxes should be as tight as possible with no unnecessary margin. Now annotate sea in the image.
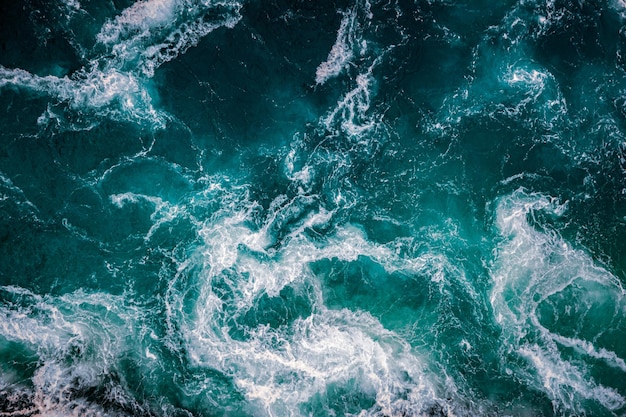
[1,0,625,416]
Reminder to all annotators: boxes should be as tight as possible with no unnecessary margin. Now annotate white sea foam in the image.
[0,171,40,213]
[501,64,567,126]
[284,140,315,187]
[139,11,241,77]
[314,0,404,145]
[0,287,151,416]
[614,0,626,19]
[0,65,166,128]
[0,66,64,91]
[520,344,626,412]
[322,67,383,140]
[550,333,626,373]
[504,67,548,90]
[490,189,626,412]
[0,0,243,129]
[449,60,565,134]
[62,0,81,11]
[186,306,437,417]
[158,181,471,416]
[315,7,357,85]
[96,0,242,77]
[96,0,179,46]
[430,3,569,137]
[110,191,190,241]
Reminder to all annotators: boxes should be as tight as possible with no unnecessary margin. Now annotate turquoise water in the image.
[1,0,626,416]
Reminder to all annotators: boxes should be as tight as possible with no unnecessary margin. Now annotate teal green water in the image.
[1,0,626,416]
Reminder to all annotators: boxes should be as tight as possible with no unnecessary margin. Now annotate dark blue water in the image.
[1,0,626,416]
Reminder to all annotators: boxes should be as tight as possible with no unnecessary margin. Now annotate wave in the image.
[2,1,626,416]
[0,65,166,130]
[315,6,359,86]
[95,0,242,77]
[0,0,243,130]
[0,286,154,416]
[490,189,626,414]
[155,174,475,415]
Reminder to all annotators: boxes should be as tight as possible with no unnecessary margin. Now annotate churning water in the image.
[1,0,625,416]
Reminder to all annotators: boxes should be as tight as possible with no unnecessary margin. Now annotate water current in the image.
[1,0,626,416]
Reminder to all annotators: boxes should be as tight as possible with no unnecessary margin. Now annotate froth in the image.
[160,186,456,415]
[96,0,179,46]
[615,0,626,19]
[314,0,401,144]
[0,65,166,129]
[0,0,243,129]
[0,172,39,214]
[187,308,437,416]
[110,191,188,241]
[96,0,243,77]
[490,189,626,413]
[0,287,151,416]
[504,67,548,91]
[139,11,241,77]
[315,7,357,85]
[520,344,625,412]
[322,70,378,138]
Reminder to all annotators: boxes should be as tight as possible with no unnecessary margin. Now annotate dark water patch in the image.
[532,0,624,73]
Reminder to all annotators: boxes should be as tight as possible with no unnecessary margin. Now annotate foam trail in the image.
[550,334,626,373]
[315,0,408,146]
[615,0,626,19]
[427,0,570,141]
[95,0,243,77]
[490,189,626,413]
[0,171,39,214]
[0,65,166,129]
[315,7,357,85]
[0,0,243,129]
[323,70,378,138]
[520,345,626,412]
[110,191,190,241]
[95,0,179,46]
[316,1,382,140]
